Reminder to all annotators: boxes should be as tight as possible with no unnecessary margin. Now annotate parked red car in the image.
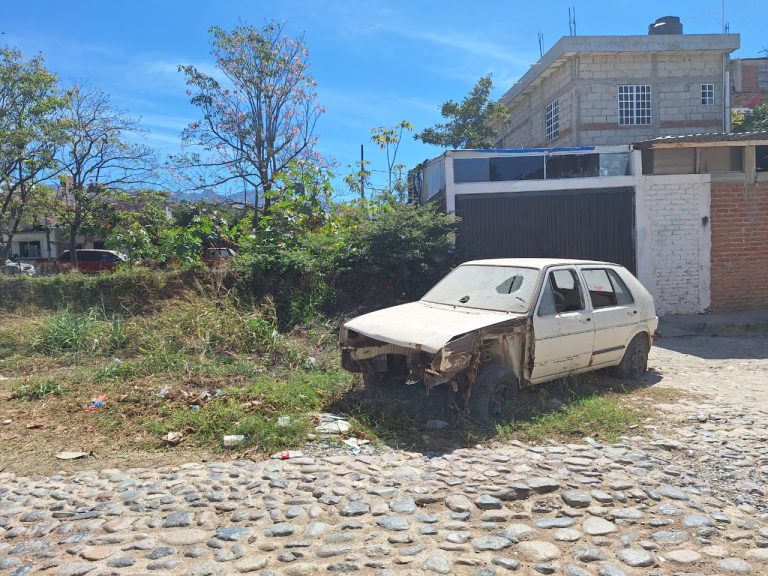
[57,249,127,273]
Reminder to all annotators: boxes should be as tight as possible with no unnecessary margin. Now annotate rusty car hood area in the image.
[342,301,526,354]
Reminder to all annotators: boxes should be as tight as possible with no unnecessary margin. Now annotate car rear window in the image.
[582,268,635,308]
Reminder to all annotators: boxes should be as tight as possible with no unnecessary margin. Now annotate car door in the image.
[578,266,638,367]
[530,267,595,384]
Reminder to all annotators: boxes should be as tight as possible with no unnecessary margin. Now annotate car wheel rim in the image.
[490,380,515,421]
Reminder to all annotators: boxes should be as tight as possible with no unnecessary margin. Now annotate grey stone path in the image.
[0,335,766,576]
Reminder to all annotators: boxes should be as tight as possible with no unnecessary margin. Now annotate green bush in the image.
[232,201,458,325]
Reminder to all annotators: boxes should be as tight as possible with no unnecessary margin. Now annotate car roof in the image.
[461,258,621,269]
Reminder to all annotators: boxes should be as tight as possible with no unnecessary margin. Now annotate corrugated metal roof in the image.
[633,130,768,148]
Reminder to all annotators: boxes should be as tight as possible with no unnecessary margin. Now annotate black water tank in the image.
[648,16,683,35]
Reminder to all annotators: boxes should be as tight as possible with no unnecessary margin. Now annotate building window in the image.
[701,83,715,105]
[618,85,652,125]
[545,99,560,142]
[18,241,41,258]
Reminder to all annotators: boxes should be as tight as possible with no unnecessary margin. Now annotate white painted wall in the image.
[635,171,711,315]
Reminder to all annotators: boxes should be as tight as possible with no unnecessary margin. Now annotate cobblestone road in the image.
[0,335,766,576]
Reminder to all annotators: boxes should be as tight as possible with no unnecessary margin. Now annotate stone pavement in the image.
[0,335,766,576]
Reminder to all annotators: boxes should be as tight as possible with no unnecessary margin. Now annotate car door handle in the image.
[629,310,637,315]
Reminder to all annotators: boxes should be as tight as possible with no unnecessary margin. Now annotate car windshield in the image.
[422,265,540,313]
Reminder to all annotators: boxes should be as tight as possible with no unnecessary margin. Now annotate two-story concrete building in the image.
[494,18,740,149]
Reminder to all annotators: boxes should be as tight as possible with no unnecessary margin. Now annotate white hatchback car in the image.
[340,258,658,424]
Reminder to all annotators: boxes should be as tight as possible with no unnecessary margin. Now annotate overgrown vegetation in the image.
[0,296,352,466]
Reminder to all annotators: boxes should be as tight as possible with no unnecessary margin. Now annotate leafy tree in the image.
[370,121,412,201]
[55,84,157,264]
[176,21,324,224]
[415,74,509,149]
[733,96,768,132]
[105,191,172,261]
[0,48,68,259]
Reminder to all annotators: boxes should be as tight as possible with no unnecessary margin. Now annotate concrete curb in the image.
[658,310,768,338]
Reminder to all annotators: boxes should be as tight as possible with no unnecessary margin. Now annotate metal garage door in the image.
[455,187,636,273]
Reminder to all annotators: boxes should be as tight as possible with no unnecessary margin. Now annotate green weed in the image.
[12,377,66,400]
[497,394,644,443]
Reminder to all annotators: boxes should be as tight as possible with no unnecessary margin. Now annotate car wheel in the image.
[468,364,519,426]
[611,333,649,380]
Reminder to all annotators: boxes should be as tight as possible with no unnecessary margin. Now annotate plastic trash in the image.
[56,451,89,460]
[270,450,303,460]
[88,394,107,411]
[190,404,200,411]
[222,435,245,447]
[162,431,183,445]
[277,416,291,427]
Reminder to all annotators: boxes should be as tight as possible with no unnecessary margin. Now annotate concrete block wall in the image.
[709,178,768,312]
[499,51,727,148]
[497,62,574,148]
[636,174,711,315]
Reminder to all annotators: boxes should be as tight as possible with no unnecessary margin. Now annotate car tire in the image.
[611,333,649,380]
[468,364,519,426]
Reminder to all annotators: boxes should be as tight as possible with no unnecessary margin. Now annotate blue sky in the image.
[2,0,765,196]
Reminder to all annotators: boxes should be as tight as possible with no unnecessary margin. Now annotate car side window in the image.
[538,269,585,316]
[582,268,635,308]
[607,269,634,305]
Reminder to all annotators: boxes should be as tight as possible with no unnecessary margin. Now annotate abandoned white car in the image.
[340,258,658,424]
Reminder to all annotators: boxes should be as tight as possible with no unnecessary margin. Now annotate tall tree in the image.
[56,84,157,264]
[415,74,510,149]
[176,21,324,224]
[0,48,67,259]
[371,120,412,201]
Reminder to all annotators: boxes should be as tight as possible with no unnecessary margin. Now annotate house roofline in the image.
[500,34,741,107]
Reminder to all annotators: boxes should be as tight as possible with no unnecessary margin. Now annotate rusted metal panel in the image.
[455,188,636,274]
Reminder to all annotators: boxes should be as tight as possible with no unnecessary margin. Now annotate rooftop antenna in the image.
[568,7,577,36]
[538,31,544,58]
[721,0,726,32]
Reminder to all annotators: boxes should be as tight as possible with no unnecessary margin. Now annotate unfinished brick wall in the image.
[710,179,768,312]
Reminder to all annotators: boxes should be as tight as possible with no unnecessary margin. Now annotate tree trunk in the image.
[0,213,24,261]
[69,205,82,266]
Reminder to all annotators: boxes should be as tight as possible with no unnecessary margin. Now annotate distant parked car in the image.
[57,249,127,273]
[340,258,658,425]
[4,259,36,276]
[203,247,237,265]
